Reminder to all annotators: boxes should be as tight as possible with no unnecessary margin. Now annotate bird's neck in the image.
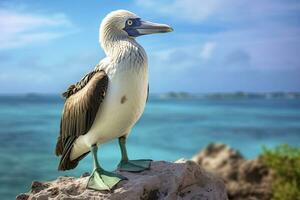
[101,33,147,65]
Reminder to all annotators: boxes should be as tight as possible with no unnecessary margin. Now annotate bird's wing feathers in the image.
[146,84,149,102]
[55,69,108,170]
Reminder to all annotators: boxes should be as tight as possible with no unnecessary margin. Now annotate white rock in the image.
[18,160,228,200]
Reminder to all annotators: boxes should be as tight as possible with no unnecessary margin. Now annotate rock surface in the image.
[193,143,273,200]
[17,160,228,200]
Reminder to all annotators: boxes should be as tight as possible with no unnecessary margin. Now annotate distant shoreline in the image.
[158,91,300,100]
[0,91,300,100]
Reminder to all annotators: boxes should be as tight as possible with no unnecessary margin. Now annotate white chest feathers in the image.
[70,65,148,160]
[70,39,148,160]
[89,63,148,143]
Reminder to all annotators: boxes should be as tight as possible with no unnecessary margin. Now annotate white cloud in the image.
[0,8,76,49]
[147,20,300,78]
[200,42,216,60]
[135,0,300,22]
[0,51,100,93]
[135,0,220,22]
[150,41,217,70]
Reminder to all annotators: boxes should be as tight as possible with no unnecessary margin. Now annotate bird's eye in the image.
[127,20,133,26]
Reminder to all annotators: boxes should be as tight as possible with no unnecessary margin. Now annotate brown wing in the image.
[146,84,149,102]
[55,70,108,171]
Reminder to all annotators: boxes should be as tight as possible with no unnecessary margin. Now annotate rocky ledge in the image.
[193,143,274,200]
[17,160,228,200]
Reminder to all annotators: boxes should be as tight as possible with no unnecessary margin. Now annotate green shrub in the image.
[262,144,300,200]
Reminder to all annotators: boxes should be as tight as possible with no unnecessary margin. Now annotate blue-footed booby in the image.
[55,10,173,191]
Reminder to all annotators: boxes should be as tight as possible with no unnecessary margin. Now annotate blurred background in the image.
[0,0,300,199]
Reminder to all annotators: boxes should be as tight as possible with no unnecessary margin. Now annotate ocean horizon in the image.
[0,93,300,199]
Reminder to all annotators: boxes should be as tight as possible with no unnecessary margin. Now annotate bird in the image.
[55,10,173,191]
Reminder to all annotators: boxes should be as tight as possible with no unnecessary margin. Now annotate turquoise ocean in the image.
[0,94,300,199]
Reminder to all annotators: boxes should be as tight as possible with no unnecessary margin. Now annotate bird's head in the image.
[100,10,173,42]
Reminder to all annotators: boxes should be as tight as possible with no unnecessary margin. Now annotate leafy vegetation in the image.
[262,144,300,200]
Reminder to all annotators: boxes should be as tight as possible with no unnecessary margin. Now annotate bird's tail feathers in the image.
[57,136,88,171]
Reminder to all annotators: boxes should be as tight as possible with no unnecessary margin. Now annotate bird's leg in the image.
[87,144,127,191]
[117,136,152,172]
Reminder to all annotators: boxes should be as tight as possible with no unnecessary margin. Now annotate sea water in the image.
[0,94,300,199]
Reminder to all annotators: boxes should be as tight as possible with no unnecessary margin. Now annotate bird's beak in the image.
[136,20,173,35]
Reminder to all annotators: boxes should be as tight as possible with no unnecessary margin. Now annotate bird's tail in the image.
[55,136,63,156]
[56,136,88,171]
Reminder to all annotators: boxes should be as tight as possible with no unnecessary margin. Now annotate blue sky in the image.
[0,0,300,94]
